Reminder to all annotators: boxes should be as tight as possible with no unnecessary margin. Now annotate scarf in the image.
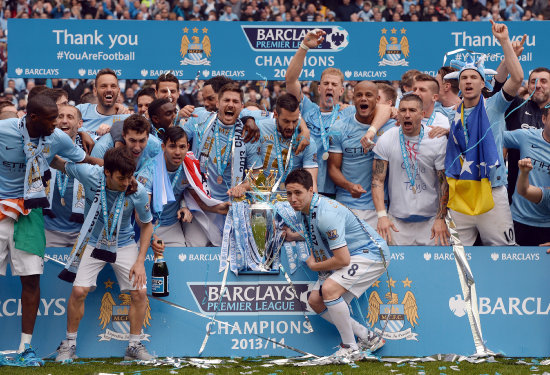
[20,117,51,209]
[58,174,125,283]
[198,117,248,189]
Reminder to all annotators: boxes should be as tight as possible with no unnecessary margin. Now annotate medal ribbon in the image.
[318,104,340,153]
[56,171,69,200]
[100,176,125,242]
[273,127,297,182]
[214,120,236,179]
[399,125,424,193]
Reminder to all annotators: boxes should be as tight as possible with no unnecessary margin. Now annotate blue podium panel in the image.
[0,246,548,357]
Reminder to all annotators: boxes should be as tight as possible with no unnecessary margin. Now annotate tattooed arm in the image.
[431,169,450,246]
[371,159,398,243]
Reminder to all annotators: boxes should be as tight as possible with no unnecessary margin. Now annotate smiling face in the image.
[122,129,148,160]
[56,105,82,140]
[527,71,550,107]
[94,73,119,110]
[218,90,242,125]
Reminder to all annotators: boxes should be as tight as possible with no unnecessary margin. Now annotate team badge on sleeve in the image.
[326,229,339,240]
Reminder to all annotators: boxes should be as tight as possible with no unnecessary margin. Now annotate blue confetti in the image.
[439,367,447,370]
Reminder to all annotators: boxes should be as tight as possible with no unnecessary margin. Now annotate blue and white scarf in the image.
[20,117,51,209]
[274,201,309,274]
[59,175,125,283]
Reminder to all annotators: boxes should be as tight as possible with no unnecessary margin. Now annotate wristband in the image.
[377,210,387,218]
[367,127,377,134]
[180,200,187,209]
[299,42,310,51]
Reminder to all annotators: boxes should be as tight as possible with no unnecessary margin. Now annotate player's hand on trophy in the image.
[227,183,247,198]
[431,218,450,246]
[377,216,398,244]
[151,234,165,256]
[303,29,325,49]
[96,123,111,136]
[177,207,193,223]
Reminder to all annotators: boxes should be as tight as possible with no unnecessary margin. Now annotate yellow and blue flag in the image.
[445,96,500,216]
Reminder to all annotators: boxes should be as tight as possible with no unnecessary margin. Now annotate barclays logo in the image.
[423,252,432,261]
[449,295,467,317]
[241,25,349,52]
[449,294,550,316]
[491,253,499,261]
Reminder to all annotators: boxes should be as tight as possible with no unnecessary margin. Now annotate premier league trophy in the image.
[220,169,287,274]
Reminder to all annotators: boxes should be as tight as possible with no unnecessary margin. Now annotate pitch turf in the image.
[1,357,549,375]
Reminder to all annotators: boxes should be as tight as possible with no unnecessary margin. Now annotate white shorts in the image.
[0,217,44,276]
[350,208,378,231]
[390,215,437,246]
[312,255,387,298]
[182,219,211,247]
[73,243,145,292]
[45,229,80,248]
[449,186,515,246]
[156,222,187,247]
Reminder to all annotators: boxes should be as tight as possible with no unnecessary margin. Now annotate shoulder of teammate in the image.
[372,125,397,159]
[90,133,114,158]
[75,103,94,117]
[257,118,275,135]
[50,129,86,162]
[300,95,318,115]
[503,128,528,148]
[65,162,102,187]
[136,163,154,193]
[132,182,153,223]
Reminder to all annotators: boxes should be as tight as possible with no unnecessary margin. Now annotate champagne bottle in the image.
[152,241,169,297]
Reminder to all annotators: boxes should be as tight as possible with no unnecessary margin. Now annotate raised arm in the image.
[517,158,543,204]
[490,20,524,97]
[285,29,325,101]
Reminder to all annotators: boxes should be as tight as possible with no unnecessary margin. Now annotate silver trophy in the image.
[243,170,286,272]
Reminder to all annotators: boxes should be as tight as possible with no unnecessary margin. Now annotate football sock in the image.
[324,297,357,348]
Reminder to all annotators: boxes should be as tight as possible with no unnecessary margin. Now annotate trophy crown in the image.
[246,169,278,192]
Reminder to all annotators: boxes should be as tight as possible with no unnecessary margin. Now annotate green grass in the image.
[1,357,549,375]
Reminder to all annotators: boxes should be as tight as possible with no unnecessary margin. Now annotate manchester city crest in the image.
[98,279,152,342]
[180,27,212,66]
[367,277,419,341]
[378,28,410,67]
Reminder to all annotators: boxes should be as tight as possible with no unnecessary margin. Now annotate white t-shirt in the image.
[373,125,447,221]
[422,111,450,130]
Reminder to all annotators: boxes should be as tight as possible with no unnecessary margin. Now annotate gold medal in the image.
[322,152,329,160]
[217,176,223,184]
[60,197,66,206]
[412,186,416,194]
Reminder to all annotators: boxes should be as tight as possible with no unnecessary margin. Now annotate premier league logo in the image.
[378,27,410,67]
[98,279,151,341]
[180,27,212,66]
[367,277,419,341]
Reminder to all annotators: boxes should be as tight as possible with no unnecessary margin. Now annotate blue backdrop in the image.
[7,20,549,80]
[0,246,548,358]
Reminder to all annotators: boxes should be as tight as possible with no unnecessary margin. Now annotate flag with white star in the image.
[445,96,500,216]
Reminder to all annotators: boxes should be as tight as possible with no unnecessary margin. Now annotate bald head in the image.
[355,81,378,91]
[353,81,379,123]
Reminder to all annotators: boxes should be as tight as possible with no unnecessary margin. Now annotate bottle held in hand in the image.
[151,240,169,297]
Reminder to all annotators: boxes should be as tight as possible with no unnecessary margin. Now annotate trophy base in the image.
[238,269,280,275]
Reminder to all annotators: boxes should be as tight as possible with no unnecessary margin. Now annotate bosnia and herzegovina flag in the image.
[445,96,500,216]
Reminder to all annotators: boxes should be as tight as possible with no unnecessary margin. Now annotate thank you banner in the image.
[7,20,550,80]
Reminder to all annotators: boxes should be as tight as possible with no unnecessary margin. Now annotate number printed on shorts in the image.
[348,263,359,277]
